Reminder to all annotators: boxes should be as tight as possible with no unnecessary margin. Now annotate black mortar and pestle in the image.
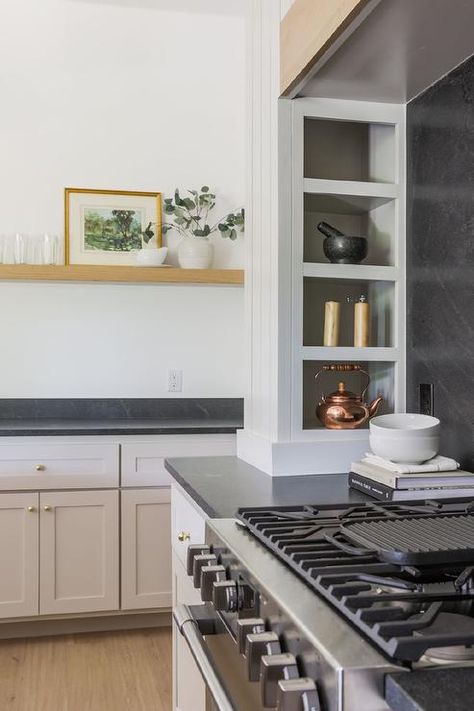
[317,221,368,264]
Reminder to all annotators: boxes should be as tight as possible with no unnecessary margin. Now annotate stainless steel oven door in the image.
[174,604,265,711]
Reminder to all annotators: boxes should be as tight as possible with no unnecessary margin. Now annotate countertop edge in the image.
[0,425,241,437]
[165,459,219,517]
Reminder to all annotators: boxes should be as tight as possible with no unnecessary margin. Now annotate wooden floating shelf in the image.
[0,265,244,286]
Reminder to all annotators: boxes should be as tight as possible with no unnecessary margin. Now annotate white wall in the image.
[281,0,296,18]
[0,0,245,397]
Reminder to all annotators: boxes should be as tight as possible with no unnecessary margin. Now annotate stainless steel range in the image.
[173,500,474,711]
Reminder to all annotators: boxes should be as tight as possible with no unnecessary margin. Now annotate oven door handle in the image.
[173,604,236,711]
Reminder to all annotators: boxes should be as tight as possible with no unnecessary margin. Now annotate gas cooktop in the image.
[237,499,474,663]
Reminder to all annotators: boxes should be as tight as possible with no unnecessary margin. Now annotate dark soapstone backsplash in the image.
[407,54,474,470]
[0,398,243,422]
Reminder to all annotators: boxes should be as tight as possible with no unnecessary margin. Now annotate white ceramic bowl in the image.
[135,247,168,266]
[369,413,440,464]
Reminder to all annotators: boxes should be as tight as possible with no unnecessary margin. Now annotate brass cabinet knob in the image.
[36,464,46,471]
[43,505,52,512]
[27,506,37,513]
[178,531,191,542]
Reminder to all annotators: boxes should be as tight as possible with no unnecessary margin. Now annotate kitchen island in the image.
[167,455,474,711]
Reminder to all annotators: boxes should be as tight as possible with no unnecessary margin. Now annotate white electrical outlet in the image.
[168,369,183,392]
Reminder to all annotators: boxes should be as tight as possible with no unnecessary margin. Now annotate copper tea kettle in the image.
[315,364,383,430]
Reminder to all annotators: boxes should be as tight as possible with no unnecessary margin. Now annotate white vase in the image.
[178,236,213,269]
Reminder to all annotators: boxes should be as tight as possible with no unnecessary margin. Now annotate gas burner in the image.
[418,614,474,663]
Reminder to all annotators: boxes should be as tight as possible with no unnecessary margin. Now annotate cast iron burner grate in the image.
[237,500,474,663]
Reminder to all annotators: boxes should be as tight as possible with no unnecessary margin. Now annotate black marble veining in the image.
[0,399,243,436]
[407,54,474,471]
[165,456,366,517]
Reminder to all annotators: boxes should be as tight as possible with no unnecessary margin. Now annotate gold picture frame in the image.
[65,188,162,266]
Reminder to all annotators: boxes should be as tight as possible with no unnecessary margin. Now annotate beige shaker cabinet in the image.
[39,490,119,615]
[0,434,236,632]
[0,492,39,619]
[121,488,172,610]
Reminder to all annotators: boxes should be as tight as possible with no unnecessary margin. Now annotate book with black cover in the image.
[351,461,474,490]
[349,472,474,502]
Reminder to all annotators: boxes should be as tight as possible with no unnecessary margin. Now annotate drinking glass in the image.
[26,234,43,264]
[13,233,27,264]
[41,233,60,265]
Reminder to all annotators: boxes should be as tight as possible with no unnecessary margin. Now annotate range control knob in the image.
[277,678,321,711]
[245,631,281,682]
[186,544,210,575]
[212,580,239,612]
[193,554,217,588]
[200,565,227,601]
[236,618,265,654]
[260,653,299,708]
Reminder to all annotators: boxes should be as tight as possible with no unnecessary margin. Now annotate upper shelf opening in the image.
[304,118,396,184]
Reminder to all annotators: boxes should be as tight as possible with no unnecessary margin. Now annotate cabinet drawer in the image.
[0,443,119,490]
[171,484,206,568]
[121,435,235,487]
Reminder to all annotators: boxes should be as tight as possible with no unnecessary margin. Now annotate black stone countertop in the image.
[386,669,474,711]
[164,455,368,517]
[0,398,243,436]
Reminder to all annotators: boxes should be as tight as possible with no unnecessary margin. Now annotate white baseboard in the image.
[237,429,368,476]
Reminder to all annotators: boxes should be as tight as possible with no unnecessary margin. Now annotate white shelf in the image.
[304,178,398,205]
[303,263,399,281]
[301,346,400,362]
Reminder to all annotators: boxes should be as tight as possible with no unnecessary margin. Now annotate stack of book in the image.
[349,455,474,501]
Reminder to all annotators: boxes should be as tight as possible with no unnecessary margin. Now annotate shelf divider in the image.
[303,263,399,281]
[301,346,399,362]
[303,178,398,200]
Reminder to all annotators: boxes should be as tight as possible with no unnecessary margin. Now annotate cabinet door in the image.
[172,550,206,711]
[39,490,119,615]
[121,488,172,610]
[0,492,39,619]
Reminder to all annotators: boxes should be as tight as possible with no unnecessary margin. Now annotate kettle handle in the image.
[314,364,371,399]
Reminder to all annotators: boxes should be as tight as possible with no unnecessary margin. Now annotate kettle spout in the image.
[369,396,383,418]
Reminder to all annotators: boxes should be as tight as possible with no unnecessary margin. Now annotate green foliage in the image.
[159,187,244,242]
[141,221,155,244]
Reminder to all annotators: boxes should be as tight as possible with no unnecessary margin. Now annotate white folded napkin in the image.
[364,453,460,474]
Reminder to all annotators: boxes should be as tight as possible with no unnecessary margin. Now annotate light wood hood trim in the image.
[280,0,372,97]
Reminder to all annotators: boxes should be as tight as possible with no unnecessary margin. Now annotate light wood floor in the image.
[0,627,172,711]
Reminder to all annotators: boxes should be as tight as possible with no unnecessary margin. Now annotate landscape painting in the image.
[65,188,162,266]
[82,207,144,252]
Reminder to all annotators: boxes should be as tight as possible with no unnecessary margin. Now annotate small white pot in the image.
[135,247,168,266]
[178,236,213,269]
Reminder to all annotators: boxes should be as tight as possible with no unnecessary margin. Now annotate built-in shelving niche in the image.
[304,118,396,183]
[303,277,395,348]
[303,360,395,431]
[290,99,405,450]
[303,192,396,267]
